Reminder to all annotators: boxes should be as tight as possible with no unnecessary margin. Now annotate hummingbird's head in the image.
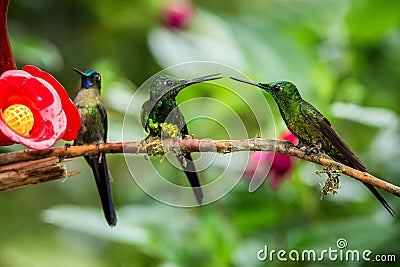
[149,75,185,98]
[74,68,101,91]
[230,77,301,101]
[149,73,222,98]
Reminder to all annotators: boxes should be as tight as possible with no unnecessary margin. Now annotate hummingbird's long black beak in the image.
[185,73,223,86]
[74,68,86,77]
[229,76,263,88]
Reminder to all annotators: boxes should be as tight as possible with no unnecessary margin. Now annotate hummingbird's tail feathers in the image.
[86,154,117,226]
[363,182,395,217]
[177,152,203,205]
[316,117,395,217]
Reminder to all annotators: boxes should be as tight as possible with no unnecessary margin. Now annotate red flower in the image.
[244,130,298,190]
[161,0,194,30]
[0,65,81,150]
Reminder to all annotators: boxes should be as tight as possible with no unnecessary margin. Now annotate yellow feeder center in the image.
[2,104,35,136]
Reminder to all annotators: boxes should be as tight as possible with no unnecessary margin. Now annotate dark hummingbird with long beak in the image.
[230,77,395,216]
[141,73,222,204]
[73,68,117,226]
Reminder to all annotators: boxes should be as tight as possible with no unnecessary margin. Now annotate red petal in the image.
[22,65,81,140]
[279,130,298,145]
[0,68,67,149]
[271,153,293,177]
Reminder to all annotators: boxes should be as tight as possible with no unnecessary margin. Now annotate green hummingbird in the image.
[73,68,117,226]
[230,77,395,216]
[141,73,222,204]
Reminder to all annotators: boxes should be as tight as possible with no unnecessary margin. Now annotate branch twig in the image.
[0,156,79,192]
[0,138,398,197]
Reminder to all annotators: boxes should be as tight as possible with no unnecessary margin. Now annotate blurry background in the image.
[0,0,400,266]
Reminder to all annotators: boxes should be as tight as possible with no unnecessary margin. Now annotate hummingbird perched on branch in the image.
[141,73,222,204]
[73,68,117,226]
[230,77,395,216]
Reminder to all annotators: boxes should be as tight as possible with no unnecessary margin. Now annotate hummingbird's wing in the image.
[98,103,108,141]
[140,100,151,129]
[177,124,203,204]
[300,101,366,170]
[299,101,395,216]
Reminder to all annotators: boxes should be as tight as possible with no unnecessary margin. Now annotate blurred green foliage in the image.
[0,0,399,266]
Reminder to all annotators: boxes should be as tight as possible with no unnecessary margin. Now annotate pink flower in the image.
[244,130,298,190]
[160,0,194,30]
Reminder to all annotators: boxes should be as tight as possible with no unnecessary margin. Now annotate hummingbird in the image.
[73,68,117,226]
[141,73,222,204]
[230,77,395,216]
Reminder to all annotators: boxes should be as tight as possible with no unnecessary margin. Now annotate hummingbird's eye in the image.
[165,79,174,86]
[94,74,101,83]
[272,83,282,92]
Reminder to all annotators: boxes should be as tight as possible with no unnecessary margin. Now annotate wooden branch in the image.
[0,138,399,198]
[0,156,79,192]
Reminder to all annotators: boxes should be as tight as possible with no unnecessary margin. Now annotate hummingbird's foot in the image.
[295,142,307,150]
[59,143,72,162]
[306,147,319,155]
[250,134,260,141]
[95,141,104,148]
[64,143,72,148]
[298,142,322,155]
[94,142,104,163]
[249,134,261,145]
[313,162,344,199]
[184,134,195,140]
